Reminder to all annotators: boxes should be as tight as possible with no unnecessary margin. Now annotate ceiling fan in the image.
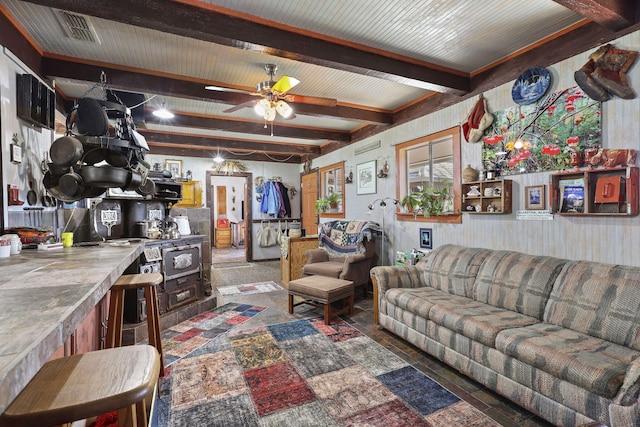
[205,64,337,121]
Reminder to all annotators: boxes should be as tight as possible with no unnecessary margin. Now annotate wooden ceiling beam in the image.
[24,0,470,94]
[143,111,350,143]
[41,57,390,125]
[147,143,301,163]
[139,130,321,156]
[553,0,638,31]
[0,8,42,80]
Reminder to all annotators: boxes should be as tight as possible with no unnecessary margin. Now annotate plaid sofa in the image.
[371,244,640,426]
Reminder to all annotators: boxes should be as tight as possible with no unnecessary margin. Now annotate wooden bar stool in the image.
[106,272,165,377]
[0,345,160,427]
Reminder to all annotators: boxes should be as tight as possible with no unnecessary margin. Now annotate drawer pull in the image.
[177,277,188,285]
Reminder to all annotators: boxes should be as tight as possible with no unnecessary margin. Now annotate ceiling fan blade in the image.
[205,85,257,95]
[285,94,338,107]
[272,76,300,94]
[223,100,257,113]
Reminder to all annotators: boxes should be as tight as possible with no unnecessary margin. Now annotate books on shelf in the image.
[559,178,585,213]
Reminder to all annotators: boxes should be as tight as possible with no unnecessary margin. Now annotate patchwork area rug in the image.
[212,261,254,269]
[217,281,285,296]
[161,302,267,368]
[155,317,501,427]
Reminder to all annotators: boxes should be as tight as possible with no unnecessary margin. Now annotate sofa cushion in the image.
[473,250,568,319]
[544,261,640,350]
[384,287,472,319]
[420,244,492,298]
[429,301,538,347]
[496,323,639,398]
[302,261,344,278]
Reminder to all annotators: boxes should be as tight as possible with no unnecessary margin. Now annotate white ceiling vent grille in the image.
[56,10,100,43]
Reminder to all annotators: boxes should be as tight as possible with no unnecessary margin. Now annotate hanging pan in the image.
[50,135,84,168]
[80,165,129,188]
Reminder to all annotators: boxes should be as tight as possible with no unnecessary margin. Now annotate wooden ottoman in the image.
[288,276,354,325]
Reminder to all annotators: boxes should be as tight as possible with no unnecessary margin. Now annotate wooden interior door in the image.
[301,172,318,234]
[216,186,227,216]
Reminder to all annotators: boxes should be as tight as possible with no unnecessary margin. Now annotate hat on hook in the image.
[462,95,494,143]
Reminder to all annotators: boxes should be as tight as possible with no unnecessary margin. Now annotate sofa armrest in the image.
[370,265,425,324]
[614,357,640,407]
[306,248,329,264]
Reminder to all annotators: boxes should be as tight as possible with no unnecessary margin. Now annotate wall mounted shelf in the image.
[550,166,638,216]
[462,179,512,214]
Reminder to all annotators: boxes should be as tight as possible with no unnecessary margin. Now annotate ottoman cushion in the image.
[289,276,354,302]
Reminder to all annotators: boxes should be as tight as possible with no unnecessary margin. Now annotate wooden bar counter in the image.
[0,241,143,414]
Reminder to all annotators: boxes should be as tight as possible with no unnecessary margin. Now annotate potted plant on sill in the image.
[405,181,453,218]
[315,197,330,213]
[315,193,342,214]
[326,193,341,211]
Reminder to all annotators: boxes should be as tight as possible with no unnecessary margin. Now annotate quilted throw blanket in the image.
[319,220,381,257]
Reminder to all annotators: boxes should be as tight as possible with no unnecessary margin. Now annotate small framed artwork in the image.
[419,227,433,249]
[10,143,22,163]
[356,160,377,195]
[525,185,546,210]
[165,159,182,178]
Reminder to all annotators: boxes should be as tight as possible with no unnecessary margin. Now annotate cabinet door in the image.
[176,181,202,207]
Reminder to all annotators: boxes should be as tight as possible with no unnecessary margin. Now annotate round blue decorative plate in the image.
[511,67,551,105]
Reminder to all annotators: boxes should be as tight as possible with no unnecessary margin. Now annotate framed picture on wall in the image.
[419,228,432,249]
[356,160,376,195]
[525,185,545,210]
[165,159,182,178]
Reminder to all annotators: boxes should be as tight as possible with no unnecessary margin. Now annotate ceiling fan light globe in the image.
[264,106,277,121]
[276,100,293,118]
[254,99,270,116]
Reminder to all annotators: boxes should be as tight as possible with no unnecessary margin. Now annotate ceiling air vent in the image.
[56,10,100,43]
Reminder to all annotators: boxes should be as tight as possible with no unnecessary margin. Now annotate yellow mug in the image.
[61,232,74,247]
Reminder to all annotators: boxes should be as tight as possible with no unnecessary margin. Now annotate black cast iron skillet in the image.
[80,165,129,188]
[50,135,84,168]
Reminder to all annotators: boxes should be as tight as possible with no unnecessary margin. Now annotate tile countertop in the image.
[0,241,144,414]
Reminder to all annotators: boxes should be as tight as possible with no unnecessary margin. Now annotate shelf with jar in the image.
[462,179,512,214]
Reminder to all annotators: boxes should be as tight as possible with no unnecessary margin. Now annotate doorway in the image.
[205,171,253,263]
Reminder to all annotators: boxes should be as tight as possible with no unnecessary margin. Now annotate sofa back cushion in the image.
[421,244,492,298]
[544,261,640,350]
[473,250,568,319]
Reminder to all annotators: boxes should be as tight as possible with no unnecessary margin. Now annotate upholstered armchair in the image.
[302,220,381,291]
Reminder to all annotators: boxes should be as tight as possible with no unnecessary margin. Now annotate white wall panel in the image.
[312,31,640,267]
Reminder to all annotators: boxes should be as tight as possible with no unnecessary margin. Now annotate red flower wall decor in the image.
[481,86,602,175]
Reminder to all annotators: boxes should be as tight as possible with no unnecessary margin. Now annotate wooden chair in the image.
[106,273,165,377]
[0,345,160,427]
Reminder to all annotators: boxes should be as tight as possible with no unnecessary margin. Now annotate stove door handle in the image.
[176,290,191,302]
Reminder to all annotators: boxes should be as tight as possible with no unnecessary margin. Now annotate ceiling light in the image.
[275,100,293,118]
[153,101,174,119]
[254,99,270,116]
[254,98,293,122]
[264,105,277,121]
